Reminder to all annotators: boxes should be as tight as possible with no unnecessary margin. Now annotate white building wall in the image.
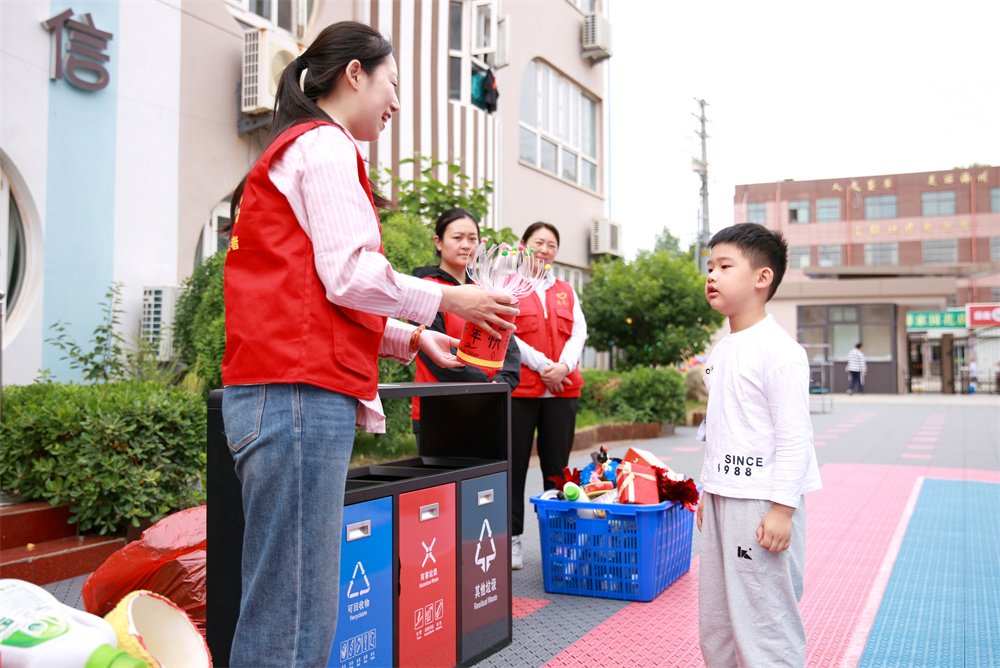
[113,0,182,333]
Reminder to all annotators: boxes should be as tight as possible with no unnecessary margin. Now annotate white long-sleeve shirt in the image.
[268,123,442,432]
[514,273,588,397]
[698,315,822,507]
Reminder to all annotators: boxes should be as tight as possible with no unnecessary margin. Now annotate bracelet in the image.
[409,325,426,354]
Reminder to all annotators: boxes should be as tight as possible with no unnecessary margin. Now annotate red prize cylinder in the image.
[456,308,517,371]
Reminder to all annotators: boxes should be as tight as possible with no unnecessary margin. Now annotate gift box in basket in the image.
[530,494,694,602]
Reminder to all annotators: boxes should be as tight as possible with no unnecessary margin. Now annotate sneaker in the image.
[846,389,852,396]
[511,535,523,570]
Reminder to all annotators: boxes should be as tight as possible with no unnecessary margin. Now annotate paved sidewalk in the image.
[480,393,999,668]
[41,393,998,667]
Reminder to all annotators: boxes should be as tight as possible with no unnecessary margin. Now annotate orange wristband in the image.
[409,325,426,354]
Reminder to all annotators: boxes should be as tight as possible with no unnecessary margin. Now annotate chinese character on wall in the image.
[43,10,113,91]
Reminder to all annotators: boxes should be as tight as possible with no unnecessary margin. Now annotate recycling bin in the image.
[328,497,393,668]
[398,484,456,668]
[459,473,510,665]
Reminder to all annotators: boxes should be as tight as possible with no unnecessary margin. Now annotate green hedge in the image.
[579,367,685,425]
[0,381,206,535]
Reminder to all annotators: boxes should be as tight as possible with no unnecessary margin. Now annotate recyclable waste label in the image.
[474,519,497,573]
[338,629,376,667]
[346,561,371,598]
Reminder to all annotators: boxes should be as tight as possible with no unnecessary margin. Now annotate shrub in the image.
[173,251,227,397]
[0,381,207,535]
[578,369,620,418]
[611,366,686,425]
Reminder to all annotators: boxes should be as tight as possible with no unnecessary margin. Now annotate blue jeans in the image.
[223,383,357,668]
[848,371,864,394]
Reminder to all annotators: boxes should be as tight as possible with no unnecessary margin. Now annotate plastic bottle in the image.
[562,482,603,518]
[0,579,145,668]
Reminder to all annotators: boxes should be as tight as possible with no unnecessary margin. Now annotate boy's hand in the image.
[756,503,795,553]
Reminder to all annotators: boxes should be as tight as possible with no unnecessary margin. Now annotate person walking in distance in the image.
[698,223,822,667]
[846,342,866,395]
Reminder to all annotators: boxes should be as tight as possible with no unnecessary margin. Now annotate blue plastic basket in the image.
[530,494,694,601]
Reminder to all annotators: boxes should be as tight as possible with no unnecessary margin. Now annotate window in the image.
[569,0,597,12]
[448,1,497,106]
[864,242,898,266]
[747,202,766,224]
[818,244,841,267]
[195,199,233,266]
[921,190,956,216]
[519,60,599,191]
[2,169,27,321]
[226,0,314,38]
[992,237,1000,261]
[789,246,810,269]
[922,239,957,264]
[864,194,897,219]
[992,188,1000,212]
[788,200,810,223]
[798,304,894,363]
[817,198,840,222]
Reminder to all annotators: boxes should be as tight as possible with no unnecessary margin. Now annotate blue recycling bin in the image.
[328,497,393,668]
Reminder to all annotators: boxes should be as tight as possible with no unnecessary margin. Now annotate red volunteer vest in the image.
[222,121,387,400]
[512,279,584,398]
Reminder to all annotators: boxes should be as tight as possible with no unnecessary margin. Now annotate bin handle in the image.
[419,503,439,522]
[478,489,494,506]
[346,520,371,542]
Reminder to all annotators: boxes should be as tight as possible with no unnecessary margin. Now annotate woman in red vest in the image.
[509,222,588,569]
[221,22,516,668]
[410,208,521,443]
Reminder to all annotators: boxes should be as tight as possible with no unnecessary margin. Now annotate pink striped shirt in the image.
[268,123,442,432]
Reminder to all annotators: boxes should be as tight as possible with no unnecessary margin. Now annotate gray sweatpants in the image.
[698,493,807,668]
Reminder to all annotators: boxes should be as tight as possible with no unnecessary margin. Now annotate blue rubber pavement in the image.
[858,478,1000,668]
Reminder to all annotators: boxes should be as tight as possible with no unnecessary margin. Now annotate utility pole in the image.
[692,98,710,274]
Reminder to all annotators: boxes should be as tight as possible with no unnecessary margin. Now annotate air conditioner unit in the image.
[582,13,612,61]
[142,286,178,361]
[591,218,623,257]
[242,27,302,115]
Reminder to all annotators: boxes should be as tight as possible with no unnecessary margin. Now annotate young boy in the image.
[697,223,822,668]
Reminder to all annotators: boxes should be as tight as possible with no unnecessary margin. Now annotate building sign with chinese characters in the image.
[906,310,966,330]
[966,303,1000,328]
[43,9,114,91]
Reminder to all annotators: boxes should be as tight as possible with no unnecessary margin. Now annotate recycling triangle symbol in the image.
[474,519,497,573]
[347,561,371,598]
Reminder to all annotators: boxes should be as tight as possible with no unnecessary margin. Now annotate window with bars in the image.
[747,202,766,224]
[864,242,898,266]
[788,200,810,223]
[518,60,599,191]
[864,194,897,219]
[922,239,958,264]
[789,246,810,268]
[817,198,840,222]
[818,244,841,267]
[226,0,313,38]
[921,190,956,216]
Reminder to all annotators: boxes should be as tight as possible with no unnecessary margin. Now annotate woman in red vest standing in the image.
[410,208,521,443]
[509,222,588,569]
[221,22,516,668]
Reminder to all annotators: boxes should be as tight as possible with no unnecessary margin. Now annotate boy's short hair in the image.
[709,223,788,300]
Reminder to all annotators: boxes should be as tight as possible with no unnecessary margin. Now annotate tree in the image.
[654,226,695,261]
[581,250,724,370]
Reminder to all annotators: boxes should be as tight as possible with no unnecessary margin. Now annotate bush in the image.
[578,369,620,418]
[0,381,207,535]
[610,367,686,425]
[173,251,227,397]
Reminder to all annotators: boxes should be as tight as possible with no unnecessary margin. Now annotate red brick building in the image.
[733,166,1000,394]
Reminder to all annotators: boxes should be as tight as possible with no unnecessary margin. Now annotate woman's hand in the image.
[439,285,519,338]
[541,362,570,394]
[418,330,464,368]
